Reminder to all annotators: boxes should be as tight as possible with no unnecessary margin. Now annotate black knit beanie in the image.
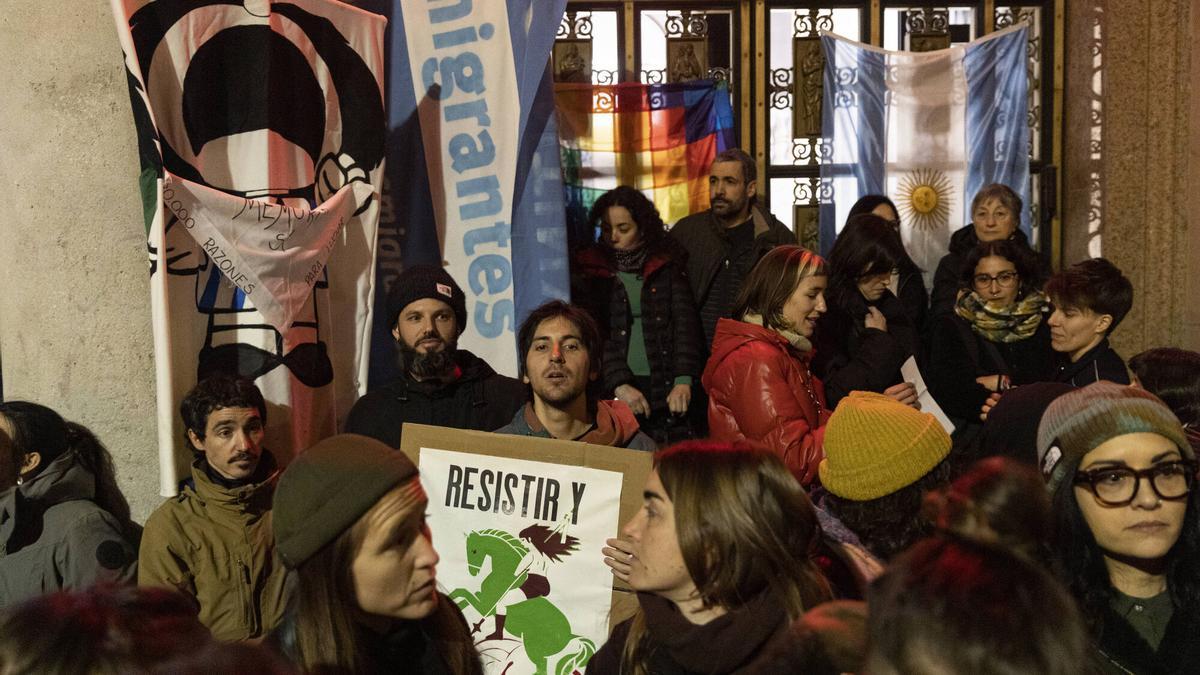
[273,434,419,568]
[385,265,467,333]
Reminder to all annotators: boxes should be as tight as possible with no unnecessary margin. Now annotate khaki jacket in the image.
[138,454,287,641]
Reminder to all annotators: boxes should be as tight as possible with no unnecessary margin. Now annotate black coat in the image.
[1091,603,1200,674]
[670,206,797,323]
[813,289,917,409]
[1053,338,1130,387]
[587,592,794,675]
[897,269,929,339]
[571,239,704,414]
[929,225,1045,320]
[927,312,1056,425]
[344,349,526,448]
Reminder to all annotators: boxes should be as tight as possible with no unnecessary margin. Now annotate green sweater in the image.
[616,271,691,387]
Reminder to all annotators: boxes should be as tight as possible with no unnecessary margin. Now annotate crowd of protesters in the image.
[1,148,1197,675]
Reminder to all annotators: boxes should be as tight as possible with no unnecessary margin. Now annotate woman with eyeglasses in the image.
[1037,383,1200,674]
[812,213,921,409]
[926,239,1054,432]
[846,195,928,331]
[929,183,1048,320]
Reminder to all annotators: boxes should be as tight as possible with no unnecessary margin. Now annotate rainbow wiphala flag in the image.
[555,80,736,240]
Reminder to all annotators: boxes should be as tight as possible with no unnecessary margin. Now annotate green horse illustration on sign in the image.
[448,524,596,675]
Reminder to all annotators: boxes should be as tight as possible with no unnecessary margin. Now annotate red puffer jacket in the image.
[702,318,829,485]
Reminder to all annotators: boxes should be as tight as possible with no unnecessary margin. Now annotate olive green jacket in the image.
[138,454,287,641]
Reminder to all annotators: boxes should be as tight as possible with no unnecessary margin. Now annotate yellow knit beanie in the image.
[818,391,952,501]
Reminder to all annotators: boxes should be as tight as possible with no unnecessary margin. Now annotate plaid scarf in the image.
[955,290,1048,343]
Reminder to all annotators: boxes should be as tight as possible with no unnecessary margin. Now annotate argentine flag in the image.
[819,25,1029,279]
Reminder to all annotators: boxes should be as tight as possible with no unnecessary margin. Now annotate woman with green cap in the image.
[269,433,481,674]
[1038,382,1200,674]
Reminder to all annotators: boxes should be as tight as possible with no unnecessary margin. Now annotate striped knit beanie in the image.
[1036,382,1192,494]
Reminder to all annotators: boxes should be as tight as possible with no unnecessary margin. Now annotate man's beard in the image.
[397,336,457,380]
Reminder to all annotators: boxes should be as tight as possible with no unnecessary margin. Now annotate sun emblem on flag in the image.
[897,169,953,231]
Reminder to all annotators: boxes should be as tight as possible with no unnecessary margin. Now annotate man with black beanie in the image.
[345,265,525,448]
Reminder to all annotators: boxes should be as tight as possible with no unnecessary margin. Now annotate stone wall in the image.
[0,2,162,521]
[1062,0,1199,354]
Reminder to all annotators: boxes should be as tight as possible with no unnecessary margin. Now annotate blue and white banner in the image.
[819,26,1029,277]
[365,0,570,383]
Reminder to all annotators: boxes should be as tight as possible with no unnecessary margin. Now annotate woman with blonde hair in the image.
[592,441,834,674]
[702,245,830,485]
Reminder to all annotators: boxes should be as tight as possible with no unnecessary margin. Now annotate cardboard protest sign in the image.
[400,424,652,675]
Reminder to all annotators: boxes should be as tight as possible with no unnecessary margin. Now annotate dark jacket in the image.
[1054,338,1130,387]
[1091,602,1200,674]
[929,225,1045,320]
[702,318,829,486]
[670,206,797,326]
[0,452,138,607]
[927,312,1056,427]
[897,269,929,336]
[346,349,526,448]
[571,239,704,413]
[268,593,483,675]
[813,289,917,408]
[743,601,869,675]
[494,401,657,451]
[587,591,796,675]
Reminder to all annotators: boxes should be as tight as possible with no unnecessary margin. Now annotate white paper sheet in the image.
[901,356,956,435]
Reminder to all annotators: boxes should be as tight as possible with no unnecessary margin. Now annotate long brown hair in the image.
[292,479,480,674]
[731,245,826,332]
[622,441,832,674]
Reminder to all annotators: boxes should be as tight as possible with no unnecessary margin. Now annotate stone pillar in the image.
[1062,0,1198,354]
[0,2,162,520]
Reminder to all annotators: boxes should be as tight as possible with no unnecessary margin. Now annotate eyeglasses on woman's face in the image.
[1073,460,1197,507]
[972,270,1018,290]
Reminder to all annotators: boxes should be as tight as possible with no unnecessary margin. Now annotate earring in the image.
[16,475,22,486]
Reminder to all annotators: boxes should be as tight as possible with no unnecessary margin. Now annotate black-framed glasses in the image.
[972,271,1018,289]
[1073,461,1197,506]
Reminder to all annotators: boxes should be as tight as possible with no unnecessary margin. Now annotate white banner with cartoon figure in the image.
[420,447,623,675]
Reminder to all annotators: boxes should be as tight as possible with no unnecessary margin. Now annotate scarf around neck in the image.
[607,241,648,274]
[742,312,813,353]
[955,289,1048,343]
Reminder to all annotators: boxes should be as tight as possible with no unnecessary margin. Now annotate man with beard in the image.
[495,301,656,450]
[345,265,525,448]
[670,149,797,348]
[139,375,288,640]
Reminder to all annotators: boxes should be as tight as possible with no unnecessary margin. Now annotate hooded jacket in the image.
[345,349,526,449]
[138,453,288,641]
[0,451,137,606]
[494,399,657,451]
[929,225,1045,320]
[702,318,829,485]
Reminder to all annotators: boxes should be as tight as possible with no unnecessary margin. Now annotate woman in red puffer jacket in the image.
[702,245,831,486]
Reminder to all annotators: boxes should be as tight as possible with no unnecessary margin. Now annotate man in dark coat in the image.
[669,149,797,349]
[345,266,525,448]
